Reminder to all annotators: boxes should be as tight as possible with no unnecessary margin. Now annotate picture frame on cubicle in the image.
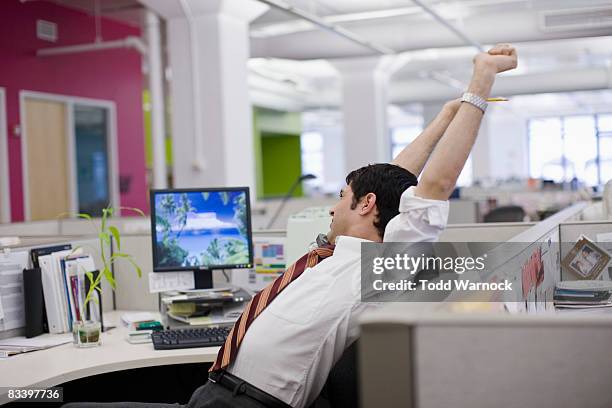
[561,237,610,280]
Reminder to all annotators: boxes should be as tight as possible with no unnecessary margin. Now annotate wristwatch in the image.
[461,92,487,113]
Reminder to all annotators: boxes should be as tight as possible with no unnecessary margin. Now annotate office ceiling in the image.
[42,0,612,67]
[35,0,612,114]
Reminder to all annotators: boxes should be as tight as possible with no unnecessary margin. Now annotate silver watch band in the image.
[461,92,487,113]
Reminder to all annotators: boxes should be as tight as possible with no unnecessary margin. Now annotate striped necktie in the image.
[210,244,335,372]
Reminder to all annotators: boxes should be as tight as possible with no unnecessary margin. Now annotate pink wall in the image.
[0,0,147,221]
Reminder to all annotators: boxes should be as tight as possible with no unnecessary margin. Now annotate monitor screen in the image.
[150,187,253,271]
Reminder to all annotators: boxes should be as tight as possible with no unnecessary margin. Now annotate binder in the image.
[22,267,45,338]
[39,255,64,334]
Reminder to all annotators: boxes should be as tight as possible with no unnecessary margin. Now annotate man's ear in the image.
[359,193,377,216]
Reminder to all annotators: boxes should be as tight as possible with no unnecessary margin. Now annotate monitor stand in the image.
[193,269,213,290]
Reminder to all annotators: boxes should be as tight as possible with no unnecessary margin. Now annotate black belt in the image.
[208,370,292,408]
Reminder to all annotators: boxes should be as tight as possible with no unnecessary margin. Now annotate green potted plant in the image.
[67,206,144,347]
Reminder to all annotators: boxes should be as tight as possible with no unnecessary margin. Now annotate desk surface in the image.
[0,311,219,405]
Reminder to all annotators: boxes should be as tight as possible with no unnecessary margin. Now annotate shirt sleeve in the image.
[383,186,449,242]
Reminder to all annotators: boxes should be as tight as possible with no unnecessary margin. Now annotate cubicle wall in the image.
[359,309,612,408]
[433,204,610,309]
[484,203,587,309]
[0,219,60,237]
[438,222,535,242]
[0,217,151,238]
[108,204,600,311]
[357,203,611,407]
[424,203,588,309]
[447,199,480,224]
[0,218,569,313]
[1,204,605,323]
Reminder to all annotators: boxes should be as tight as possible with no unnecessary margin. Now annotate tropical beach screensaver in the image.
[153,190,250,269]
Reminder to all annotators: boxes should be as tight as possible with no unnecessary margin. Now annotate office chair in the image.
[310,341,359,408]
[483,205,525,223]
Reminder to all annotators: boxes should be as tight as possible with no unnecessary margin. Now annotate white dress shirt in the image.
[228,187,449,408]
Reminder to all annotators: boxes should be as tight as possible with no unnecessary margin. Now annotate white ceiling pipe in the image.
[251,9,612,60]
[411,0,484,52]
[255,0,395,55]
[388,66,612,103]
[37,36,146,57]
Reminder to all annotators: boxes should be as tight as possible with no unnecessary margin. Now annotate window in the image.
[74,105,111,215]
[528,113,611,185]
[456,155,473,187]
[21,93,117,221]
[300,131,324,190]
[391,125,473,187]
[391,126,422,159]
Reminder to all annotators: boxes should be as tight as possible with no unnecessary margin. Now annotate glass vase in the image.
[73,320,102,348]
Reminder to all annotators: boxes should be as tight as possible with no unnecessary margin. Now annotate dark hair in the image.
[345,163,418,239]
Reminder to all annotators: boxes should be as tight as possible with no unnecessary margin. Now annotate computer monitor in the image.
[150,187,254,289]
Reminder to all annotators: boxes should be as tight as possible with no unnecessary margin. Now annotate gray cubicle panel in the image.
[559,220,612,281]
[438,222,534,243]
[0,217,150,238]
[359,307,612,408]
[447,199,480,224]
[58,217,151,236]
[0,219,60,237]
[112,234,156,311]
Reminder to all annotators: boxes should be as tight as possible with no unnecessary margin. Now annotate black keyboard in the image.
[152,327,230,350]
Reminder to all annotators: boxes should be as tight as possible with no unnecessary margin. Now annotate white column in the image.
[333,56,407,175]
[140,0,267,193]
[145,10,167,189]
[334,58,389,174]
[321,123,345,193]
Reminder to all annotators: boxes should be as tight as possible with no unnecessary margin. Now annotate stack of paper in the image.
[0,250,29,331]
[0,334,72,358]
[554,280,612,309]
[121,312,159,329]
[39,250,99,333]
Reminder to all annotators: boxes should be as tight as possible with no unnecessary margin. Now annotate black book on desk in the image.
[23,267,46,338]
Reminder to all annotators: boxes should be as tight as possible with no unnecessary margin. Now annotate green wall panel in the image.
[253,107,302,199]
[261,134,303,198]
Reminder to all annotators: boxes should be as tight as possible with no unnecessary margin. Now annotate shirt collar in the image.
[333,235,372,256]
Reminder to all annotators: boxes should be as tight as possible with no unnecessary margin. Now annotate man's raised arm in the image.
[415,44,518,200]
[391,98,460,177]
